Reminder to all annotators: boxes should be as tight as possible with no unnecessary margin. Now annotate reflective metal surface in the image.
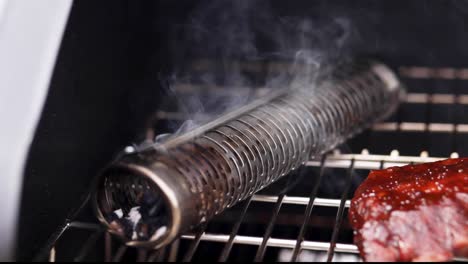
[92,60,404,249]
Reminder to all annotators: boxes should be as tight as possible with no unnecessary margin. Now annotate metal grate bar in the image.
[252,195,350,208]
[399,66,468,80]
[182,226,206,262]
[33,222,72,261]
[168,239,180,262]
[105,233,112,262]
[379,160,385,170]
[306,156,448,170]
[49,247,56,262]
[254,166,304,262]
[174,84,468,105]
[172,83,468,104]
[137,249,148,262]
[73,231,103,262]
[290,155,326,261]
[152,110,468,134]
[155,110,468,127]
[181,234,359,254]
[451,93,461,154]
[181,232,468,263]
[406,93,468,104]
[172,83,272,97]
[158,247,169,262]
[147,247,168,262]
[34,194,93,261]
[218,196,253,262]
[425,92,435,144]
[309,152,446,163]
[189,60,468,80]
[112,245,127,262]
[326,159,355,262]
[68,222,102,230]
[252,167,306,261]
[373,122,468,133]
[254,194,285,262]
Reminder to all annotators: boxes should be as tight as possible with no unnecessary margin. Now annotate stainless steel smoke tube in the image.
[92,59,405,249]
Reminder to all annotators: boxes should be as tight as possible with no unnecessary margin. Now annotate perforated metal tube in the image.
[92,60,404,249]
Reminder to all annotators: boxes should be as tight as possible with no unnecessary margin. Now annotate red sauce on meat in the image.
[349,158,468,261]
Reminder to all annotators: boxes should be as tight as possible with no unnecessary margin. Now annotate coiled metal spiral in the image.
[92,59,404,248]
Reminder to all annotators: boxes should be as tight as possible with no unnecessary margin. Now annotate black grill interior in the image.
[18,0,468,261]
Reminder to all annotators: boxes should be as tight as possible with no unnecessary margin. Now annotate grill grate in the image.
[35,66,468,262]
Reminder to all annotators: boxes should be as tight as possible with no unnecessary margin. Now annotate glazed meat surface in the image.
[349,158,468,262]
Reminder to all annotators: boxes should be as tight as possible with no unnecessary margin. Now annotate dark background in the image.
[17,0,468,260]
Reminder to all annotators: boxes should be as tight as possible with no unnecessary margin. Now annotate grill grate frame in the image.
[35,66,468,262]
[36,152,467,262]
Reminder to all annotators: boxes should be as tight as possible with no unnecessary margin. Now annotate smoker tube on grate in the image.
[92,60,404,249]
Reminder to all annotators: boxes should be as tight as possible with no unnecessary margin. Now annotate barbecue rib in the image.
[349,158,468,262]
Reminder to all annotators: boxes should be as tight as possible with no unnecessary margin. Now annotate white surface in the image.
[128,207,142,240]
[0,0,72,260]
[114,209,124,219]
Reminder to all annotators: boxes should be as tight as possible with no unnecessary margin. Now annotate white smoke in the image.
[154,0,356,140]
